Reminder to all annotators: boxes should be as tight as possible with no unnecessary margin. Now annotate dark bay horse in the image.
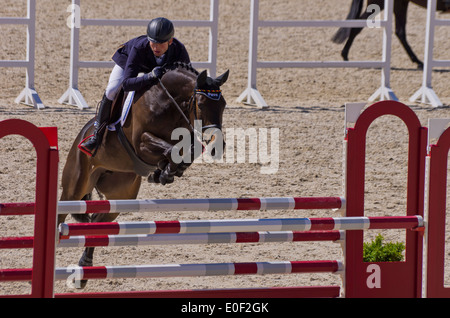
[332,0,450,68]
[59,62,229,288]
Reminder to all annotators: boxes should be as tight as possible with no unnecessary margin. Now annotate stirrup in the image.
[78,134,97,157]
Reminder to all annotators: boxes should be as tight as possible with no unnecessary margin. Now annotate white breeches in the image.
[105,64,124,101]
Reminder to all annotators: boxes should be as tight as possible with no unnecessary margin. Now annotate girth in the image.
[115,123,157,177]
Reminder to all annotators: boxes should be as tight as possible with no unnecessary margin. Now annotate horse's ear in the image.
[196,70,208,87]
[214,70,229,87]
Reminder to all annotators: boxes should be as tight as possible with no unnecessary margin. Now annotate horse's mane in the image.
[162,62,199,76]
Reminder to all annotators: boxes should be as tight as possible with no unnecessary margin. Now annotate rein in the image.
[157,77,222,133]
[157,78,195,133]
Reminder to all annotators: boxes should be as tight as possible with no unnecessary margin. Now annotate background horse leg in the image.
[394,0,424,68]
[75,171,141,288]
[340,0,384,61]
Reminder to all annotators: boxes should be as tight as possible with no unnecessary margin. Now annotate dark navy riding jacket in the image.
[112,35,190,92]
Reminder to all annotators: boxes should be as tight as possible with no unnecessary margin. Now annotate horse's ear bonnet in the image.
[214,70,229,87]
[196,69,229,89]
[196,70,209,88]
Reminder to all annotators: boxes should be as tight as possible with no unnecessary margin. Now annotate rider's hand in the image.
[152,66,165,79]
[145,66,165,82]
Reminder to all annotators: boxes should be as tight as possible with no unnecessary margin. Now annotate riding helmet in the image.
[147,17,174,43]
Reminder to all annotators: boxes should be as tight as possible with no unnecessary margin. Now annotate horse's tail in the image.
[331,0,365,44]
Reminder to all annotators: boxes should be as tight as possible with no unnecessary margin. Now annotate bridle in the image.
[190,88,223,131]
[157,77,223,135]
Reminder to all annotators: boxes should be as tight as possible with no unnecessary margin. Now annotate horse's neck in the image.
[160,71,196,106]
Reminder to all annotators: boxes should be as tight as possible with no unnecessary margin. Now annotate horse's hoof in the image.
[159,170,175,185]
[148,174,161,183]
[175,163,189,177]
[175,170,184,177]
[160,176,174,185]
[74,253,92,289]
[74,279,88,289]
[66,276,88,289]
[148,170,162,183]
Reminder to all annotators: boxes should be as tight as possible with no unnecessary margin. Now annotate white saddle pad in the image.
[107,91,135,131]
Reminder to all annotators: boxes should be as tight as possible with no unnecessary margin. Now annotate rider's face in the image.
[149,38,173,57]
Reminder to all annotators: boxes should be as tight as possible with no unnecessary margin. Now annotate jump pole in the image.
[1,260,343,282]
[0,196,345,216]
[1,231,344,249]
[58,216,423,237]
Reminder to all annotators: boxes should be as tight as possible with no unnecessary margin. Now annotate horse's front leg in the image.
[139,132,186,185]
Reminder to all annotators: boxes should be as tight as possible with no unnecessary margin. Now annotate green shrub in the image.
[363,234,405,262]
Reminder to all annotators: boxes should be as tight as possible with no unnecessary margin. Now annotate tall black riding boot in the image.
[79,94,113,157]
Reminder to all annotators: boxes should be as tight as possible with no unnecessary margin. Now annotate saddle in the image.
[107,87,135,132]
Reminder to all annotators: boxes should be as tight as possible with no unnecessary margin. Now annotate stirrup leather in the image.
[78,134,96,157]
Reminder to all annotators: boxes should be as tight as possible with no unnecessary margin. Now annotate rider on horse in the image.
[80,17,191,157]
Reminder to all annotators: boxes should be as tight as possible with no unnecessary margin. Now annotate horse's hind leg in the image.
[76,171,141,288]
[58,120,98,226]
[59,132,108,288]
[341,0,384,61]
[394,0,423,68]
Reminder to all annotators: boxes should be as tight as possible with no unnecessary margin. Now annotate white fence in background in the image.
[237,0,396,108]
[2,0,448,111]
[59,0,219,110]
[410,0,450,108]
[0,0,44,109]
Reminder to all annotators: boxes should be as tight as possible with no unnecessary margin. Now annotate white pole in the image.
[409,0,444,107]
[14,0,45,109]
[208,0,219,78]
[369,0,398,102]
[236,0,268,108]
[58,0,89,109]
